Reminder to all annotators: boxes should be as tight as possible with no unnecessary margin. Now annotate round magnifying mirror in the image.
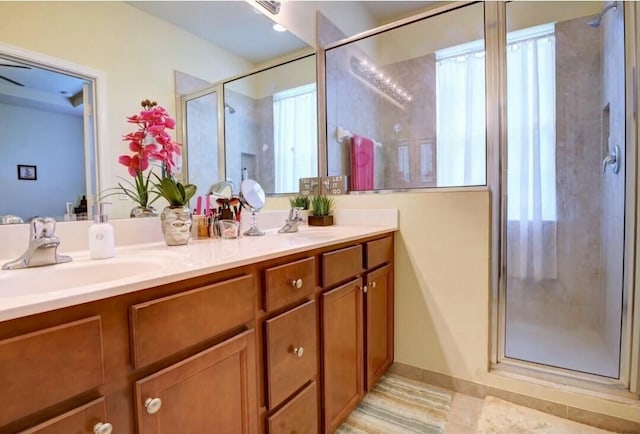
[240,179,266,236]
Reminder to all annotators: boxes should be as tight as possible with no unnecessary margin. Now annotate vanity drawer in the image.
[264,257,316,312]
[321,244,363,287]
[130,274,255,368]
[0,316,104,426]
[267,381,318,434]
[365,236,393,269]
[265,300,317,409]
[21,397,108,434]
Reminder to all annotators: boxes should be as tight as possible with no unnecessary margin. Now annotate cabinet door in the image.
[321,278,364,433]
[365,264,394,391]
[135,330,257,434]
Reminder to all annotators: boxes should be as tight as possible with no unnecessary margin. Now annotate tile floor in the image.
[443,392,618,434]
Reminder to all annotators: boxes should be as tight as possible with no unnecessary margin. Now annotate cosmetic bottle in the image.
[64,202,77,221]
[89,202,115,259]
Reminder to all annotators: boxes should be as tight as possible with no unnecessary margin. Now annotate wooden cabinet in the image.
[265,300,317,409]
[0,231,394,434]
[364,264,394,391]
[321,245,363,288]
[321,278,365,433]
[135,329,257,434]
[320,235,394,432]
[0,316,104,427]
[263,257,316,312]
[130,274,255,368]
[20,398,109,434]
[267,381,318,434]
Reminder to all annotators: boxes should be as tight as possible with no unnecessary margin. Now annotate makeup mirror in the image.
[239,179,266,236]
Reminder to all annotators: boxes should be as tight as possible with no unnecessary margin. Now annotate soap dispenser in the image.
[89,202,115,259]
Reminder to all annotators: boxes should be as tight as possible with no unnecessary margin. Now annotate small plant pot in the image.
[308,215,333,226]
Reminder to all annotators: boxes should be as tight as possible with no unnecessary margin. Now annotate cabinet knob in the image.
[145,397,162,414]
[362,285,368,293]
[291,278,303,289]
[368,281,377,289]
[293,346,304,357]
[93,422,113,434]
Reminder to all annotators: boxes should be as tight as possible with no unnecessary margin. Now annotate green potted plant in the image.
[289,195,310,210]
[308,194,334,226]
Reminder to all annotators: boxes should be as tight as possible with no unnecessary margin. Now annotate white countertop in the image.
[0,223,396,322]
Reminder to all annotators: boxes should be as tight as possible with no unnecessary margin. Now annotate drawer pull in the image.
[145,397,162,414]
[368,281,377,289]
[293,346,305,357]
[291,278,303,289]
[93,422,113,434]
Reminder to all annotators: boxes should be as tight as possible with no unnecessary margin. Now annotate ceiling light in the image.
[272,23,287,32]
[256,1,281,15]
[350,56,413,107]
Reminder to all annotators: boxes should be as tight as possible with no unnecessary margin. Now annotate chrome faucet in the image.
[278,207,304,233]
[2,217,72,270]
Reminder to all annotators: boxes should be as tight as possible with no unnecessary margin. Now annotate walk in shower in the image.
[502,1,628,379]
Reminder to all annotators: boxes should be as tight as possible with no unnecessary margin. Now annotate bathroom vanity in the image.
[0,224,395,434]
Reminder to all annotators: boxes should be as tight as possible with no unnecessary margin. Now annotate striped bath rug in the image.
[337,374,452,434]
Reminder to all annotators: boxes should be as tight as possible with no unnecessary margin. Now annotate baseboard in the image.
[389,362,640,434]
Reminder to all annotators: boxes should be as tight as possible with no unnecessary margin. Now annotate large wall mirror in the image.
[0,1,310,221]
[0,54,97,222]
[223,54,317,195]
[325,2,486,191]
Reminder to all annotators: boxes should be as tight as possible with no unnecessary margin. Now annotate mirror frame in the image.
[0,41,108,220]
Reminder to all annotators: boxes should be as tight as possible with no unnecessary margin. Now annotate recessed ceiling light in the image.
[272,23,287,32]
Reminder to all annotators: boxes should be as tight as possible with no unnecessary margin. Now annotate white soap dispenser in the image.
[89,202,115,259]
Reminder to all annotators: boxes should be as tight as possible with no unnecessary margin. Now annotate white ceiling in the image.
[129,1,310,65]
[129,1,437,64]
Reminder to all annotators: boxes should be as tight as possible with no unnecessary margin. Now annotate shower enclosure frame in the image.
[487,1,640,396]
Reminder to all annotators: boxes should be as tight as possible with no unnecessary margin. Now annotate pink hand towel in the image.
[350,134,374,190]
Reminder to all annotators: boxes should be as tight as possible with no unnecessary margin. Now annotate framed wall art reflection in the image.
[17,164,37,181]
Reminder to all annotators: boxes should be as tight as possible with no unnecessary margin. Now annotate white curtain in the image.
[273,83,318,193]
[506,27,557,281]
[435,42,486,187]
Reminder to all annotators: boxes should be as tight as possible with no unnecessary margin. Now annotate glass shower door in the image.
[503,1,626,379]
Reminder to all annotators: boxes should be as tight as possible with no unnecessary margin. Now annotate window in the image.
[273,83,318,193]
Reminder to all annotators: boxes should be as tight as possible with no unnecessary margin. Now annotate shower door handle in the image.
[602,145,620,174]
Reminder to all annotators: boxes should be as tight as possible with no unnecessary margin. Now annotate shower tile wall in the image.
[555,16,603,328]
[325,49,437,188]
[600,2,625,357]
[325,44,382,182]
[256,96,275,192]
[379,55,437,188]
[225,90,262,192]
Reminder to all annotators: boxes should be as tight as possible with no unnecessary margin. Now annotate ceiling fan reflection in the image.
[0,63,31,87]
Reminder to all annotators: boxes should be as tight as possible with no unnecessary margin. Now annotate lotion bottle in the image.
[89,202,115,259]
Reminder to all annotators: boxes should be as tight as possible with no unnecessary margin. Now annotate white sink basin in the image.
[0,251,180,297]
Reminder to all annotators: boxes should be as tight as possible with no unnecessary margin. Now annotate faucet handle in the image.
[30,217,57,239]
